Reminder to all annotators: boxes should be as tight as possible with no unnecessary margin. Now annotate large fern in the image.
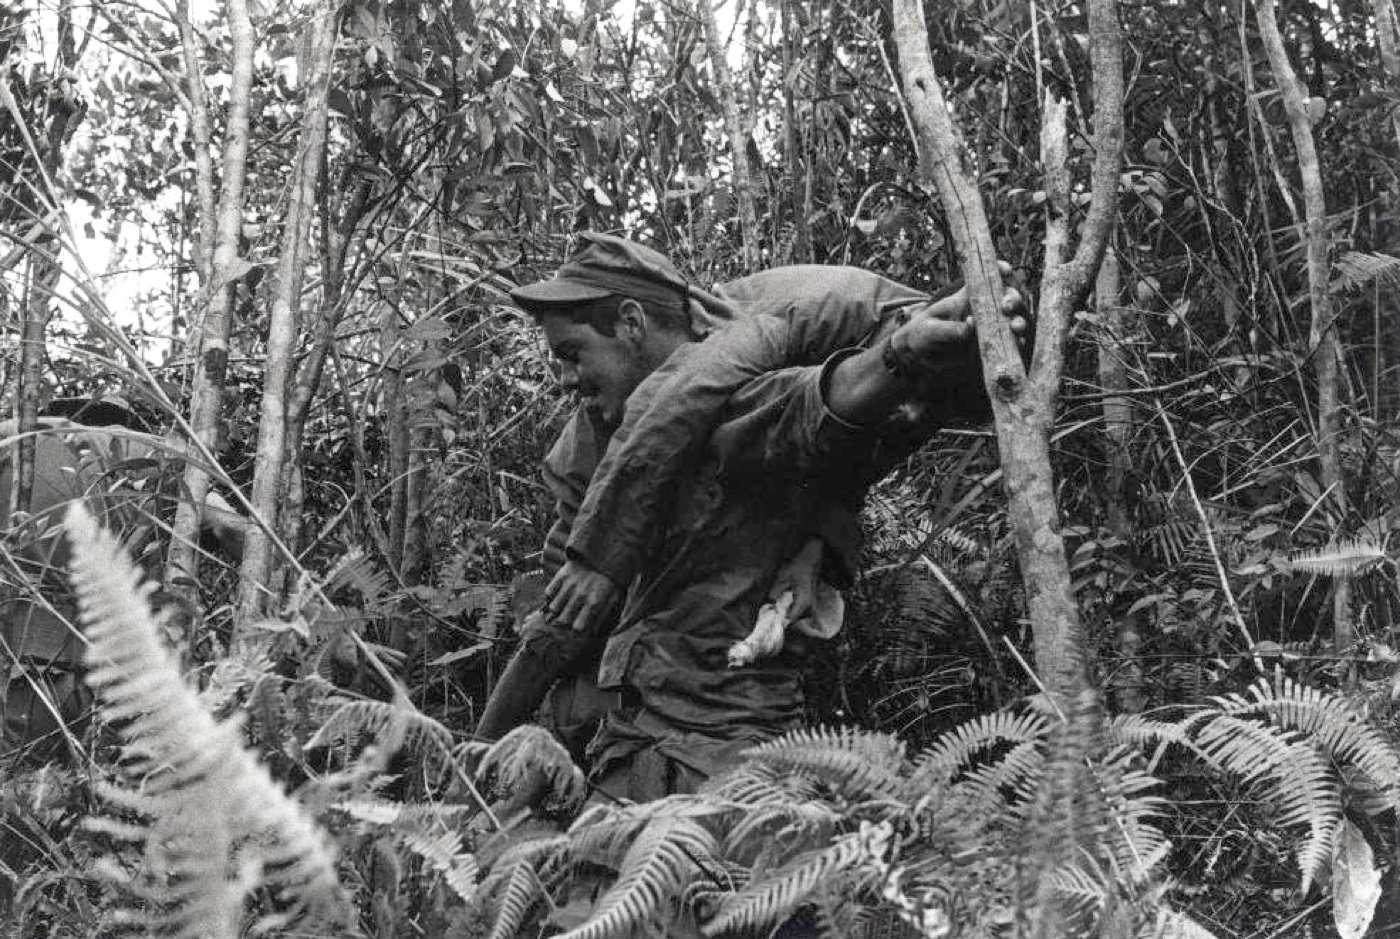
[308,697,457,770]
[909,708,1052,788]
[476,723,588,813]
[470,675,1388,939]
[702,823,887,936]
[64,505,348,938]
[399,827,480,903]
[1215,678,1400,809]
[484,860,546,939]
[743,725,907,799]
[1286,539,1390,578]
[555,816,718,939]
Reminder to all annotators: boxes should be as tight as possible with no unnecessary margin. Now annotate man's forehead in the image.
[539,311,593,347]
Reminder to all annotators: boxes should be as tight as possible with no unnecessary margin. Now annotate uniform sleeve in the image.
[566,267,943,588]
[540,411,603,578]
[708,352,884,480]
[565,313,863,587]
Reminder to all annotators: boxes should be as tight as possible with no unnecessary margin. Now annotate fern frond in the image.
[1014,689,1114,937]
[704,761,822,806]
[306,698,455,766]
[862,565,968,677]
[564,802,648,868]
[722,800,840,865]
[702,824,886,937]
[1332,250,1400,292]
[478,724,587,812]
[65,506,347,937]
[910,709,1051,789]
[809,875,871,939]
[491,832,573,878]
[200,652,277,716]
[400,827,479,903]
[1047,858,1110,925]
[1087,748,1170,887]
[1221,678,1400,809]
[337,798,478,826]
[1108,713,1195,752]
[1286,540,1389,578]
[682,855,750,921]
[486,861,545,939]
[556,816,718,939]
[321,548,393,609]
[743,727,906,799]
[566,796,726,869]
[1190,713,1339,892]
[950,739,1045,815]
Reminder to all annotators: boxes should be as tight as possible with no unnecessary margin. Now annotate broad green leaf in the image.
[1332,819,1381,939]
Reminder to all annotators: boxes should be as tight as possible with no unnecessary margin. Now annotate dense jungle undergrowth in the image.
[4,0,1400,935]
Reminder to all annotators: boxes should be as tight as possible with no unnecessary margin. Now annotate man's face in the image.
[540,312,651,430]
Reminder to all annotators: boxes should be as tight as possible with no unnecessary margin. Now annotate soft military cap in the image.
[511,233,691,312]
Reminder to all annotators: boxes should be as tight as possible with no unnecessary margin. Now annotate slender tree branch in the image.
[235,3,340,626]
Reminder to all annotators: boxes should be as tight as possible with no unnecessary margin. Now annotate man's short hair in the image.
[527,293,691,337]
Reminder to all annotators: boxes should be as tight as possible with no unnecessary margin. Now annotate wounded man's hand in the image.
[543,558,620,635]
[768,537,825,625]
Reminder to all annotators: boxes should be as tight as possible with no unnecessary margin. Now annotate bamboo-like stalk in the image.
[1377,0,1400,153]
[281,183,370,557]
[2,0,80,519]
[12,258,46,517]
[234,5,340,626]
[382,301,409,570]
[165,0,256,596]
[780,0,809,264]
[1254,0,1353,652]
[175,0,216,287]
[696,0,761,269]
[1095,248,1145,711]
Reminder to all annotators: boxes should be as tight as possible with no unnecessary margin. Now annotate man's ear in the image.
[616,298,649,346]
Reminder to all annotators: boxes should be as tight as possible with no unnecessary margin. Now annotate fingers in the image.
[572,585,618,633]
[543,565,582,626]
[954,288,1027,334]
[1001,288,1024,315]
[557,585,587,632]
[543,562,619,634]
[543,566,565,610]
[928,290,971,321]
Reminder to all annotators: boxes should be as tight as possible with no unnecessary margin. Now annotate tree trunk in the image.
[3,0,80,520]
[1095,248,1144,711]
[1255,0,1353,652]
[696,0,761,269]
[401,421,431,586]
[176,0,216,287]
[165,0,255,596]
[282,181,370,556]
[1372,0,1400,421]
[1377,0,1400,153]
[11,258,47,517]
[780,0,809,264]
[383,302,409,574]
[234,4,338,626]
[890,0,1122,703]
